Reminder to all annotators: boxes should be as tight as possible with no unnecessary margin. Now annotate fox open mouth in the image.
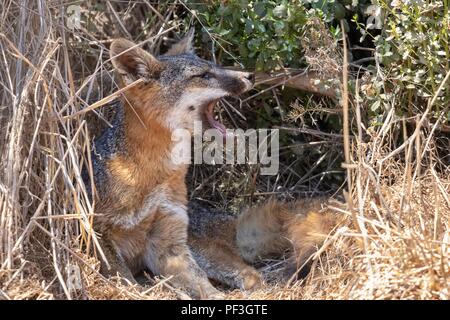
[204,100,227,136]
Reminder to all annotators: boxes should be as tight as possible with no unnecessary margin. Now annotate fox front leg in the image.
[145,210,224,300]
[189,237,263,291]
[98,236,139,286]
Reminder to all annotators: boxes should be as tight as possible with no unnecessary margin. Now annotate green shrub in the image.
[185,1,377,71]
[360,1,449,123]
[186,0,308,71]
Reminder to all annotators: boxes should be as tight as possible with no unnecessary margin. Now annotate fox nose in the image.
[240,72,255,92]
[245,73,255,84]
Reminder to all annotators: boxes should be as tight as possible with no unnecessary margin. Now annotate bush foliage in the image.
[367,1,449,121]
[187,0,449,125]
[186,0,308,71]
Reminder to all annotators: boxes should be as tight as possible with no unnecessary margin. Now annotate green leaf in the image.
[253,2,266,18]
[257,23,266,33]
[371,100,381,112]
[273,4,287,18]
[334,3,346,20]
[245,19,254,33]
[239,0,249,10]
[274,21,285,33]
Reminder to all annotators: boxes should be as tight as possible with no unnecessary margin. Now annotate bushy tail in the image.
[236,198,338,275]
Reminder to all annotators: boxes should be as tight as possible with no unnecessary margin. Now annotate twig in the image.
[253,69,338,99]
[61,78,144,119]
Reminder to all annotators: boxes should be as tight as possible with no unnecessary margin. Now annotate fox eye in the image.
[201,72,212,80]
[192,72,213,80]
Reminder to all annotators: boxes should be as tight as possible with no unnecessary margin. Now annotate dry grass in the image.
[1,1,449,300]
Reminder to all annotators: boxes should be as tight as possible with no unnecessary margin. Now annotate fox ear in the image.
[165,28,195,56]
[110,38,164,83]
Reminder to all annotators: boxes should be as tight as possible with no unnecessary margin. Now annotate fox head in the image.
[110,29,254,136]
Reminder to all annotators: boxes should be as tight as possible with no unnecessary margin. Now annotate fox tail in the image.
[236,198,338,276]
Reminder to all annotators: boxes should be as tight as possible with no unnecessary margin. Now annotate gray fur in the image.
[83,101,125,201]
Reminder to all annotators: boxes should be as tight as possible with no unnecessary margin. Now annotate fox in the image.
[85,29,338,299]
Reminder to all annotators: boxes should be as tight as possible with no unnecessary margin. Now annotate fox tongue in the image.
[206,101,227,136]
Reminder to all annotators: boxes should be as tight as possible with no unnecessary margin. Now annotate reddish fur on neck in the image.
[107,84,187,202]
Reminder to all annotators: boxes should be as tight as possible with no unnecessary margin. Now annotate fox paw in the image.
[206,290,226,300]
[240,268,263,291]
[201,286,225,300]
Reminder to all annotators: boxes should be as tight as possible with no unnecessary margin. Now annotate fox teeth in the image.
[205,100,227,136]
